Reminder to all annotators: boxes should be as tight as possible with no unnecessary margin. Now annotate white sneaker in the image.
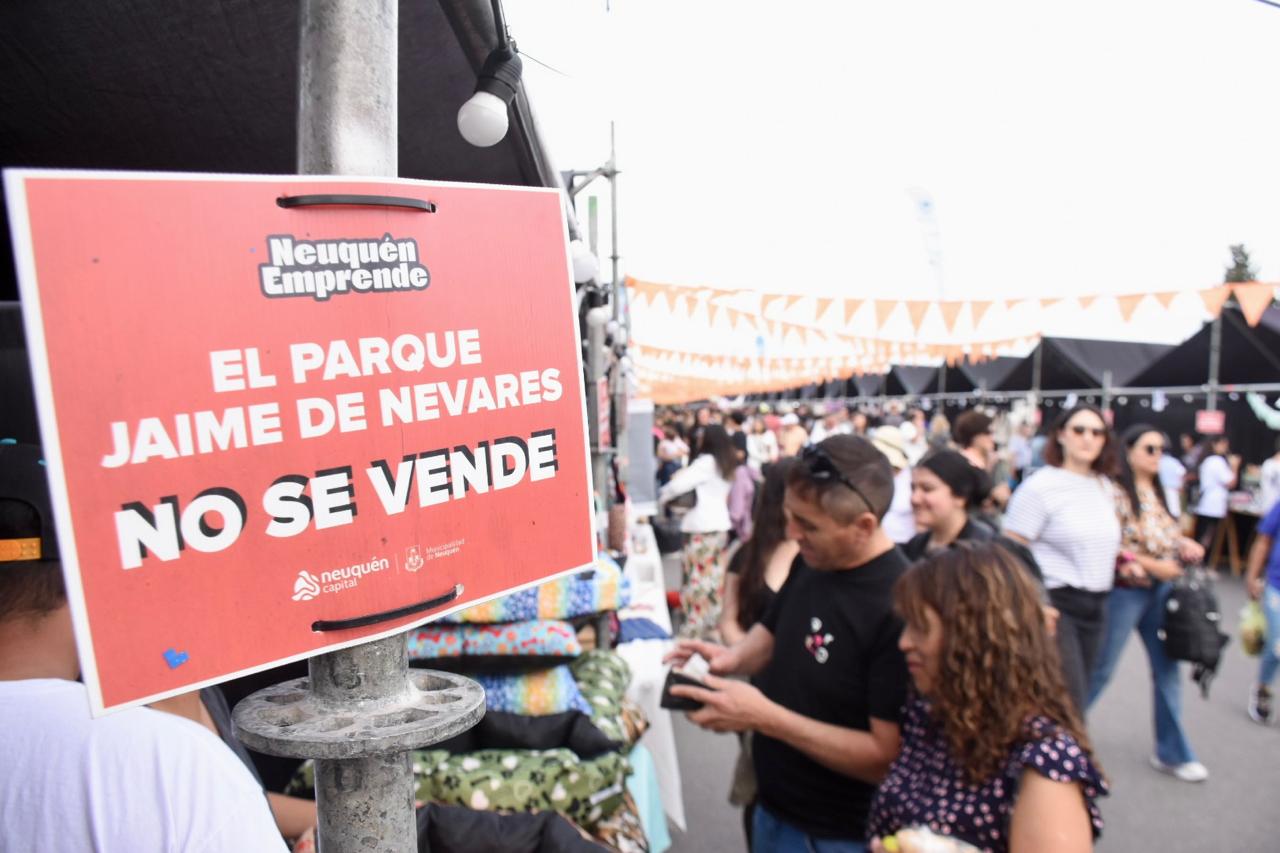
[1149,755,1209,783]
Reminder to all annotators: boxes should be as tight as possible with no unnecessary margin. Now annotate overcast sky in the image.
[506,0,1280,351]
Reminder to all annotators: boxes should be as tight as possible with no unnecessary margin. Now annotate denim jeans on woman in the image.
[1087,580,1197,766]
[1260,581,1280,689]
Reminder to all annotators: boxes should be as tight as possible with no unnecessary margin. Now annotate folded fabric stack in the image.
[395,554,647,851]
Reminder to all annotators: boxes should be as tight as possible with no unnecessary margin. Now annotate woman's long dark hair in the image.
[697,424,739,479]
[1117,424,1176,519]
[732,458,798,631]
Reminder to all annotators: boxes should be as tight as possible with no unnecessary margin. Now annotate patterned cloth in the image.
[1117,482,1181,562]
[868,699,1107,853]
[591,790,649,853]
[476,666,592,716]
[439,555,630,624]
[678,531,728,640]
[408,620,582,662]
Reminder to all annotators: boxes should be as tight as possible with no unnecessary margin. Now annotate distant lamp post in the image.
[457,0,523,147]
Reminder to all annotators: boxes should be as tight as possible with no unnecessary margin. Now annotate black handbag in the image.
[667,489,697,510]
[1159,569,1230,697]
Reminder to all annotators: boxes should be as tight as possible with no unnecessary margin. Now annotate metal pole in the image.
[234,4,485,851]
[586,303,611,508]
[1101,369,1113,414]
[607,123,628,496]
[1207,314,1223,411]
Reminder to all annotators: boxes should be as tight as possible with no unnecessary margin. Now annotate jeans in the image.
[1261,581,1280,688]
[751,805,867,853]
[1048,586,1109,714]
[1087,582,1196,766]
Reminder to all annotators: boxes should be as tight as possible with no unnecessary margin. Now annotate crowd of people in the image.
[653,399,1279,853]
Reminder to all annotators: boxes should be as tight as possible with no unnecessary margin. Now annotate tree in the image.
[1225,244,1258,283]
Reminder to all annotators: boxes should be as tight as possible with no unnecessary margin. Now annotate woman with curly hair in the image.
[868,544,1107,853]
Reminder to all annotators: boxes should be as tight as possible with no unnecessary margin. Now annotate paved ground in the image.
[660,554,1276,851]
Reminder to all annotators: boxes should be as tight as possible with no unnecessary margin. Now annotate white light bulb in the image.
[457,91,509,147]
[570,240,599,284]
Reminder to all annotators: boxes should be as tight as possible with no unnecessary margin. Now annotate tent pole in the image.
[1207,314,1223,411]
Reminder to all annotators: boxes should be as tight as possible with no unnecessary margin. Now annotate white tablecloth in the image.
[615,521,686,831]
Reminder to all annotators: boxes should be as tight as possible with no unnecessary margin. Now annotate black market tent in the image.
[848,372,886,398]
[0,0,561,302]
[956,356,1022,393]
[1108,306,1280,465]
[1127,306,1280,389]
[996,337,1174,393]
[884,365,939,396]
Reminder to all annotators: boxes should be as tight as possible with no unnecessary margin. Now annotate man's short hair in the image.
[0,442,66,621]
[786,435,894,524]
[952,410,994,449]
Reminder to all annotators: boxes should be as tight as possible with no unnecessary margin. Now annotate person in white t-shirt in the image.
[1157,452,1187,518]
[1192,436,1240,560]
[0,442,287,853]
[1259,438,1280,517]
[1003,405,1121,713]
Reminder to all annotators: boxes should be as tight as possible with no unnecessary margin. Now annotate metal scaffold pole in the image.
[233,3,484,850]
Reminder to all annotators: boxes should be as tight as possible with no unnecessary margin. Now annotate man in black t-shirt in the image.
[668,435,909,851]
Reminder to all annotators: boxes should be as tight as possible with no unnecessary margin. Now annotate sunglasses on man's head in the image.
[1068,424,1107,438]
[801,444,874,513]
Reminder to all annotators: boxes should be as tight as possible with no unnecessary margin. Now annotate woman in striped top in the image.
[1003,404,1120,714]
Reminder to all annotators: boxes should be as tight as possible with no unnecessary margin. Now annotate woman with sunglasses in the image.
[868,544,1106,853]
[1086,425,1207,782]
[658,423,738,640]
[1003,404,1119,713]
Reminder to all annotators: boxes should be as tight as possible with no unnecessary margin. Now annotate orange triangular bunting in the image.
[873,300,898,331]
[939,301,964,333]
[814,297,834,323]
[762,294,782,317]
[905,301,930,333]
[1078,295,1097,310]
[1152,291,1178,310]
[1200,286,1231,318]
[1232,282,1275,327]
[843,299,863,326]
[1116,294,1143,322]
[969,300,994,328]
[708,305,720,327]
[783,294,803,313]
[1040,297,1062,309]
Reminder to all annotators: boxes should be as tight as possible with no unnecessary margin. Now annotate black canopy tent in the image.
[996,337,1174,393]
[1103,306,1280,464]
[1127,306,1280,388]
[0,0,561,303]
[883,364,938,396]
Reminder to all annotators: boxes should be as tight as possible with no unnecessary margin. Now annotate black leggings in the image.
[1194,514,1224,561]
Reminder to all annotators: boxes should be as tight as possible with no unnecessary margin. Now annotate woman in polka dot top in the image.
[868,543,1107,853]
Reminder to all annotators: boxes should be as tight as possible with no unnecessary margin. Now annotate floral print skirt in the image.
[679,531,729,641]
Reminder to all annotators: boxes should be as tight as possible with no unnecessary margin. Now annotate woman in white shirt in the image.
[1192,436,1239,559]
[1003,404,1120,713]
[658,424,736,640]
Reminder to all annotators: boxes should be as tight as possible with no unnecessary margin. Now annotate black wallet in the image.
[659,668,712,711]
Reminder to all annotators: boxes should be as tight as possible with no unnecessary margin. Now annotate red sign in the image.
[5,170,594,714]
[1196,409,1226,435]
